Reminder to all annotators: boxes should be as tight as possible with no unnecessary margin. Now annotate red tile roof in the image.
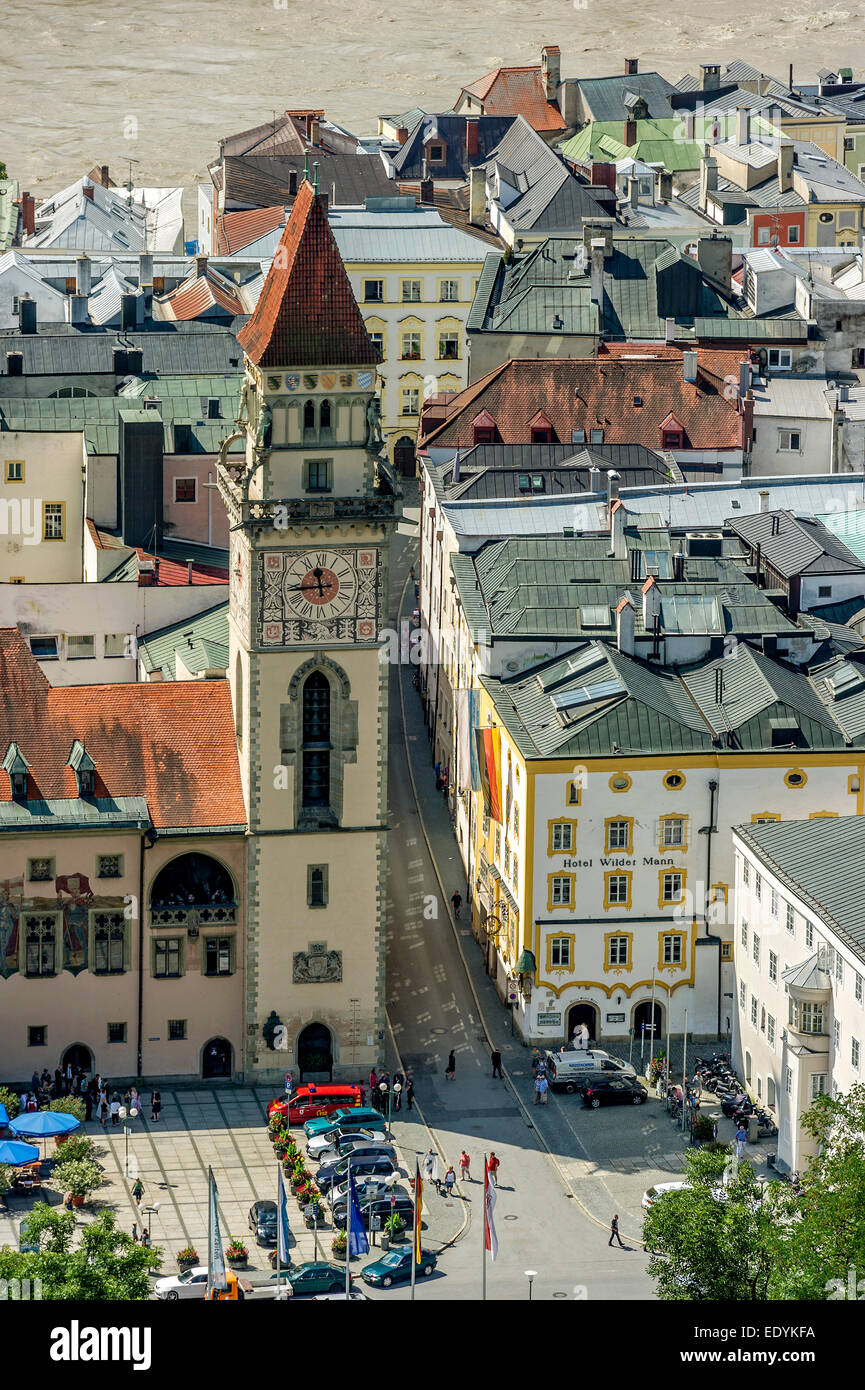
[459,65,566,132]
[237,180,380,369]
[419,348,749,451]
[159,269,245,321]
[215,205,287,256]
[129,550,227,586]
[0,628,245,829]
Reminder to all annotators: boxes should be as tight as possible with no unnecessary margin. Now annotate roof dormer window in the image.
[2,742,30,800]
[67,739,97,798]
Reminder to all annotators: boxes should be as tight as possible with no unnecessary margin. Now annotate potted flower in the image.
[384,1213,406,1243]
[331,1230,347,1261]
[691,1114,716,1144]
[225,1237,248,1268]
[176,1245,198,1270]
[52,1155,102,1207]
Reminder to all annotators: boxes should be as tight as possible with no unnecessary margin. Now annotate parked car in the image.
[314,1138,397,1168]
[273,1262,350,1297]
[314,1289,369,1300]
[328,1174,400,1209]
[581,1077,648,1108]
[545,1049,636,1093]
[154,1266,210,1300]
[332,1192,415,1230]
[362,1248,436,1287]
[303,1107,385,1139]
[248,1199,279,1246]
[306,1125,386,1159]
[316,1154,397,1192]
[642,1181,729,1211]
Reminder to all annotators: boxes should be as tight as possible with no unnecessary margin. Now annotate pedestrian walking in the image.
[609,1213,626,1248]
[405,1079,415,1111]
[432,1154,442,1196]
[393,1072,404,1110]
[131,1223,139,1243]
[491,1048,503,1079]
[459,1150,471,1182]
[533,1074,544,1105]
[450,889,462,919]
[576,1023,590,1051]
[150,1089,162,1122]
[444,1165,456,1197]
[423,1148,436,1181]
[131,1177,144,1206]
[735,1124,747,1159]
[534,1074,549,1105]
[110,1094,121,1126]
[445,1049,456,1081]
[369,1067,378,1097]
[487,1152,500,1187]
[141,1229,151,1249]
[99,1095,108,1128]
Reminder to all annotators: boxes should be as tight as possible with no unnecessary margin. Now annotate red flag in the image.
[484,1159,498,1261]
[414,1161,423,1263]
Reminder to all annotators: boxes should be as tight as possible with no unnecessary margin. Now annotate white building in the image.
[732,814,865,1173]
[750,377,839,475]
[0,432,86,582]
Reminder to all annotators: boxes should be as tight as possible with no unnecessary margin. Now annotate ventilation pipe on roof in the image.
[758,488,770,513]
[76,255,92,297]
[187,559,194,585]
[683,351,698,383]
[616,594,635,655]
[735,105,751,146]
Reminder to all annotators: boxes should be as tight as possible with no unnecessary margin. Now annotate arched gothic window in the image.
[302,672,331,809]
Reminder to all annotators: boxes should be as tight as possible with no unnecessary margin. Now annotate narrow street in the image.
[382,503,654,1300]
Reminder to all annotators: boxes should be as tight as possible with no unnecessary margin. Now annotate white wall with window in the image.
[750,379,835,476]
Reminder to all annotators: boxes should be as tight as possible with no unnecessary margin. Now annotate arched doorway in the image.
[565,1003,599,1048]
[393,435,416,477]
[297,1022,333,1080]
[633,1000,664,1052]
[202,1037,233,1079]
[61,1043,93,1074]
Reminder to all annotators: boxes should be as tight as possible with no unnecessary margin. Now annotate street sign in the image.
[371,1216,381,1231]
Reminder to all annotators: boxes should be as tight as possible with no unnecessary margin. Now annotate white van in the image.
[545,1049,636,1093]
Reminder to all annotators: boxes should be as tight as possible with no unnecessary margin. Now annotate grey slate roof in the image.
[576,72,679,122]
[221,151,392,209]
[735,815,865,957]
[0,323,244,376]
[482,118,612,234]
[437,442,671,499]
[0,797,150,830]
[729,511,865,578]
[389,114,517,180]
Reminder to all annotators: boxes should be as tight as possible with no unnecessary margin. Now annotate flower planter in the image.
[55,1135,70,1150]
[69,1194,85,1208]
[177,1256,197,1271]
[226,1255,247,1269]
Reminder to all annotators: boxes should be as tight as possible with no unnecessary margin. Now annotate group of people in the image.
[423,1147,500,1195]
[19,1066,163,1126]
[368,1067,415,1113]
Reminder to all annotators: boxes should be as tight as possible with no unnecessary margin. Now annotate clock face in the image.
[282,550,359,623]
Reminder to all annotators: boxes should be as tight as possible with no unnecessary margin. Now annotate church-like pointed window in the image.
[301,672,331,808]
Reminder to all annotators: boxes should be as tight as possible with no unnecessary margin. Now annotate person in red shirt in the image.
[487,1152,500,1186]
[459,1150,471,1182]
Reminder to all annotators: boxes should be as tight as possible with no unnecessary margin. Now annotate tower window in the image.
[302,672,331,809]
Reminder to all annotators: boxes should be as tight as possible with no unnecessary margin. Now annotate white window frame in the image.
[550,936,571,968]
[551,876,572,906]
[768,347,793,370]
[778,428,801,453]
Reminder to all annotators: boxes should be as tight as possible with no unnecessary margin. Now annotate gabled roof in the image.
[138,602,230,681]
[729,510,865,578]
[481,118,611,232]
[215,205,288,255]
[236,180,379,368]
[458,65,566,132]
[389,114,517,179]
[575,71,679,123]
[158,267,246,321]
[220,151,392,210]
[0,628,244,830]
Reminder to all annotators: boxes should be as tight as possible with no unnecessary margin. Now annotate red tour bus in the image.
[267,1082,365,1126]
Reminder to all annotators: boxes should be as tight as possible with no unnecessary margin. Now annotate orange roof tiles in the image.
[159,269,245,321]
[459,65,566,132]
[0,628,245,829]
[419,349,748,451]
[237,180,379,369]
[215,205,287,256]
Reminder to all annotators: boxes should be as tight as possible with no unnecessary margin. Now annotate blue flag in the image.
[277,1165,291,1265]
[347,1163,369,1258]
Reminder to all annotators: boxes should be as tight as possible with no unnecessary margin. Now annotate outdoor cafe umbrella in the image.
[10,1111,80,1158]
[0,1140,40,1166]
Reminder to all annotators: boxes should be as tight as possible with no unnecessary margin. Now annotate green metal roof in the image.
[138,602,229,680]
[816,509,865,566]
[0,797,149,831]
[559,113,780,171]
[735,815,865,957]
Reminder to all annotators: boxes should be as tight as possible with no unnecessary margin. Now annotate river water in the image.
[3,0,865,200]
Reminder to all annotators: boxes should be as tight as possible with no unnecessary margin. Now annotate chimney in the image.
[309,117,320,146]
[541,45,561,101]
[628,174,640,210]
[465,115,479,159]
[642,575,661,629]
[606,469,620,515]
[657,170,672,202]
[699,155,718,211]
[625,57,639,76]
[735,105,751,146]
[100,164,110,187]
[419,178,434,204]
[739,359,751,401]
[120,292,137,330]
[610,499,628,559]
[673,551,685,581]
[699,63,721,92]
[758,489,770,514]
[6,351,23,376]
[468,167,486,226]
[624,119,637,147]
[187,560,194,585]
[67,295,89,325]
[665,317,675,344]
[19,295,37,334]
[588,465,601,490]
[138,251,153,288]
[153,559,160,584]
[288,170,298,196]
[616,595,635,654]
[683,350,698,383]
[76,255,92,297]
[684,110,695,141]
[304,112,313,139]
[395,125,409,145]
[590,162,617,191]
[697,233,732,291]
[83,184,94,202]
[840,384,851,403]
[195,253,208,277]
[778,143,794,193]
[590,237,605,305]
[21,191,35,237]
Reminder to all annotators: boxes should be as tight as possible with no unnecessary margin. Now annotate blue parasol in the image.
[0,1140,40,1165]
[10,1112,80,1138]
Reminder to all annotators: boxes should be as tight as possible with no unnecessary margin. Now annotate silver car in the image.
[153,1266,209,1300]
[307,1126,386,1161]
[314,1138,396,1167]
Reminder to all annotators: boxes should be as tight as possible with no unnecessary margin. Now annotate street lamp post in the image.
[118,1105,138,1179]
[379,1080,391,1129]
[525,1269,537,1301]
[392,1081,402,1118]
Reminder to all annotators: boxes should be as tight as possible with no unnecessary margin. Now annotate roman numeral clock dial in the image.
[283,550,359,624]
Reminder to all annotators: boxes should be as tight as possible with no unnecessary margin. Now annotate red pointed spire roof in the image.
[237,181,380,369]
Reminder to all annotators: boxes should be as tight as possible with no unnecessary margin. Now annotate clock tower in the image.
[218,180,400,1084]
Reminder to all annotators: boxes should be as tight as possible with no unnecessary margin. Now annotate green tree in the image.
[0,1086,20,1119]
[770,1083,865,1299]
[643,1146,778,1299]
[0,1205,160,1299]
[52,1155,103,1200]
[48,1096,86,1122]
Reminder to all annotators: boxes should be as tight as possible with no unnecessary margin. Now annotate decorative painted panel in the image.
[258,546,380,646]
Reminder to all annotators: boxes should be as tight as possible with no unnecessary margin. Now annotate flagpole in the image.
[345,1158,351,1299]
[482,1154,487,1301]
[207,1163,212,1299]
[410,1161,418,1302]
[275,1154,281,1299]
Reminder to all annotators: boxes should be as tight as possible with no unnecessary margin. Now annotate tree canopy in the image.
[0,1205,161,1300]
